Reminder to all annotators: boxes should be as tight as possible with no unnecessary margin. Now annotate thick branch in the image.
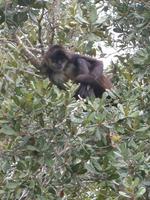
[12,33,41,69]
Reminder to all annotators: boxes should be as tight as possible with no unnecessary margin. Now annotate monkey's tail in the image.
[99,75,112,90]
[93,75,112,98]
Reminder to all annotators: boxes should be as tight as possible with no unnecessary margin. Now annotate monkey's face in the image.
[50,59,68,72]
[49,51,68,72]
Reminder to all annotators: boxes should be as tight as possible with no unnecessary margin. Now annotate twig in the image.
[49,0,60,44]
[37,4,45,55]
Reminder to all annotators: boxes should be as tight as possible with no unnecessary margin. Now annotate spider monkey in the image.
[41,45,112,99]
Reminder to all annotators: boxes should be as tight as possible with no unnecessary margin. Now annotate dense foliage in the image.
[0,0,149,199]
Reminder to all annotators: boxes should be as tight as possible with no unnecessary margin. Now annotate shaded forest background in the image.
[0,0,149,199]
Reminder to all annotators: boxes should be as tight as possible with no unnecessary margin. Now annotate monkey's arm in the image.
[43,66,67,90]
[73,58,99,98]
[74,58,101,87]
[78,56,104,79]
[74,58,109,99]
[50,72,68,90]
[90,60,103,80]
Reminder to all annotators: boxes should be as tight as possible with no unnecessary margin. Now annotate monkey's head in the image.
[43,45,69,73]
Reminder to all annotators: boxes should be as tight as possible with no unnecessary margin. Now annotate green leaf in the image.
[13,11,28,26]
[0,190,5,194]
[6,182,19,189]
[71,162,87,174]
[94,16,107,25]
[119,191,131,198]
[136,187,146,198]
[12,96,21,106]
[133,177,140,187]
[91,158,102,172]
[26,145,39,152]
[75,14,88,24]
[90,6,97,23]
[75,5,88,24]
[136,126,150,132]
[128,111,140,118]
[0,125,17,136]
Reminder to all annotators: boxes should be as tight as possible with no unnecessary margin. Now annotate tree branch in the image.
[12,33,41,69]
[37,5,45,55]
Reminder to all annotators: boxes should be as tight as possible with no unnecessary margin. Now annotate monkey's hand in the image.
[50,72,68,90]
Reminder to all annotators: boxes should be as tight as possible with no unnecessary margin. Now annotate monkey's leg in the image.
[85,85,95,97]
[74,84,86,99]
[74,84,95,99]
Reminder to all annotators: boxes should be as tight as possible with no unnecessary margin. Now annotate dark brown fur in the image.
[41,45,112,99]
